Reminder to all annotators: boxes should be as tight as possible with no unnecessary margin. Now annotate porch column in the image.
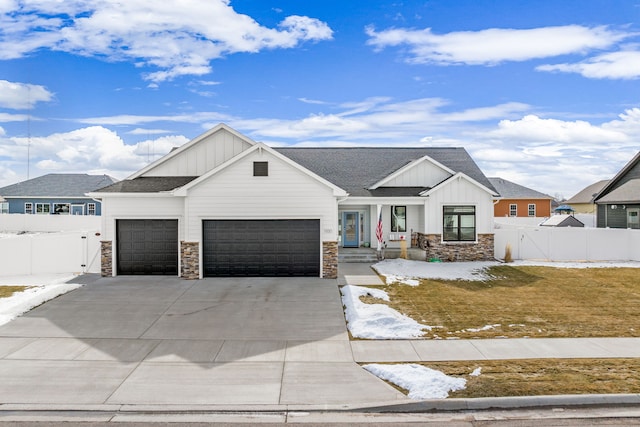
[376,204,382,252]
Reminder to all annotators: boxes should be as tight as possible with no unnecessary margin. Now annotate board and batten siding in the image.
[381,161,451,188]
[424,177,494,235]
[144,129,252,177]
[100,196,184,241]
[184,150,339,242]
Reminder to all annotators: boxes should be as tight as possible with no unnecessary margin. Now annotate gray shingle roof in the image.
[566,180,609,204]
[95,177,198,193]
[488,177,552,199]
[596,178,640,204]
[0,174,118,197]
[275,147,495,197]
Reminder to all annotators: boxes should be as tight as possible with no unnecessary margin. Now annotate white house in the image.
[90,124,498,279]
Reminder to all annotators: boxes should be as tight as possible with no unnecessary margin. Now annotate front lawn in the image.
[377,265,640,339]
[424,358,640,397]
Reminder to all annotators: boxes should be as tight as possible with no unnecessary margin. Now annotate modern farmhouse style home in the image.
[90,124,499,279]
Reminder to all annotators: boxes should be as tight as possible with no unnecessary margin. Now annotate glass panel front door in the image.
[342,212,359,247]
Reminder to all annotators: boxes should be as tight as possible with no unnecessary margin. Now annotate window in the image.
[0,202,8,214]
[36,203,50,214]
[509,204,517,217]
[53,203,70,215]
[88,203,96,216]
[443,206,476,241]
[253,161,268,176]
[391,206,406,232]
[528,204,536,217]
[25,203,33,214]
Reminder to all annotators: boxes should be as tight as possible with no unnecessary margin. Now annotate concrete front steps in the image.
[338,247,425,263]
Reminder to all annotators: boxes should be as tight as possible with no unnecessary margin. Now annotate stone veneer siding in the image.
[420,233,495,262]
[181,241,200,279]
[322,241,338,279]
[101,241,113,277]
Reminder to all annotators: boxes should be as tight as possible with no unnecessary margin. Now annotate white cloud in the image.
[366,25,630,65]
[537,49,640,79]
[0,80,53,109]
[0,126,188,182]
[0,0,333,82]
[127,128,173,135]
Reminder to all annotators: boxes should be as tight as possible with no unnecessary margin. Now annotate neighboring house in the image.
[89,124,498,279]
[595,152,640,229]
[0,174,118,216]
[565,180,609,214]
[488,177,553,218]
[540,215,584,227]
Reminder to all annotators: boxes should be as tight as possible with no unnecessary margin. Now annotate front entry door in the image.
[342,212,359,247]
[628,208,639,229]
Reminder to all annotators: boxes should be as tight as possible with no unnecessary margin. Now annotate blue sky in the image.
[1,0,639,198]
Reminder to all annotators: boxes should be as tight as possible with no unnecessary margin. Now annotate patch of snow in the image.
[373,258,497,282]
[341,285,430,339]
[383,274,420,286]
[364,363,466,399]
[470,367,482,377]
[464,324,501,333]
[0,274,83,326]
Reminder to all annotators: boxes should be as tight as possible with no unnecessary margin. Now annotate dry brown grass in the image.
[378,265,640,339]
[0,286,30,299]
[422,359,640,398]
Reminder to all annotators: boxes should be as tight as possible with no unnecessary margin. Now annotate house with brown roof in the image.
[565,180,609,214]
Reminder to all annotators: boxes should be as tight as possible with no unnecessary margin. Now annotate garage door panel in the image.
[203,220,320,277]
[117,219,178,276]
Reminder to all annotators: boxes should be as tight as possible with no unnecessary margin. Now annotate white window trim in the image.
[528,203,536,217]
[25,202,33,214]
[88,203,96,216]
[35,203,50,215]
[509,204,517,217]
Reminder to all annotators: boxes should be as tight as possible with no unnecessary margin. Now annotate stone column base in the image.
[322,241,338,279]
[100,241,113,277]
[181,241,200,279]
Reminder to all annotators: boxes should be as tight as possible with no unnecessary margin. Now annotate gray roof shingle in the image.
[488,177,552,199]
[95,177,198,193]
[275,147,496,197]
[0,174,118,197]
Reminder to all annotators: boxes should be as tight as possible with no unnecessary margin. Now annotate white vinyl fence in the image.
[0,231,102,275]
[495,227,640,262]
[0,214,102,276]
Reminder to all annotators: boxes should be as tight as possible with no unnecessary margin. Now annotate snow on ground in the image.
[373,258,640,284]
[364,363,467,399]
[0,274,83,326]
[373,258,498,282]
[341,285,430,339]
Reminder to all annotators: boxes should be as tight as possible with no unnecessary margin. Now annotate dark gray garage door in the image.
[203,220,320,277]
[117,219,178,275]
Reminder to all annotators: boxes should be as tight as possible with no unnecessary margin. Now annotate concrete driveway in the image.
[0,275,407,408]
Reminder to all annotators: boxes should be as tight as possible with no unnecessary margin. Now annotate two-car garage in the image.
[116,219,320,277]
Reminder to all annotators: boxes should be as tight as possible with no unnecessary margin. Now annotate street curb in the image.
[360,393,640,413]
[1,394,640,415]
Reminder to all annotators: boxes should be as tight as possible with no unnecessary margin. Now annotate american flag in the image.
[375,211,383,244]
